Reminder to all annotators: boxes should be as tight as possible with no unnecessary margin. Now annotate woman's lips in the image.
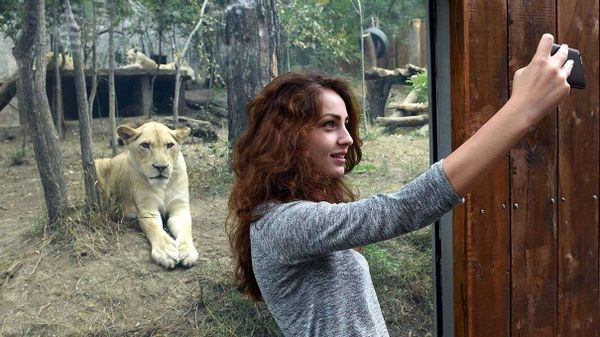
[331,153,346,164]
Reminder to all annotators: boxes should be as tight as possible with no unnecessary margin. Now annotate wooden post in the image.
[450,1,510,336]
[409,18,426,67]
[397,30,408,67]
[140,75,152,116]
[364,32,390,122]
[556,1,599,336]
[508,2,558,336]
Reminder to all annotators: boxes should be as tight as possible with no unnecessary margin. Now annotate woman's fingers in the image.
[533,33,554,59]
[560,59,575,80]
[552,44,569,68]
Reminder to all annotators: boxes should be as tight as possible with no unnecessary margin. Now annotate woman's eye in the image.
[141,143,150,149]
[323,121,335,128]
[167,143,175,149]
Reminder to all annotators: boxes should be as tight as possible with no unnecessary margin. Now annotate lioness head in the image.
[117,122,190,185]
[126,48,139,63]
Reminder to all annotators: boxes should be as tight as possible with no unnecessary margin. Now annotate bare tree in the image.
[172,0,209,128]
[51,0,64,137]
[225,0,280,148]
[107,0,118,155]
[62,0,102,207]
[13,0,68,224]
[87,0,99,118]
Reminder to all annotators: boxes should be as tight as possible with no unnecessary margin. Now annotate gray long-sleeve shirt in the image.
[250,161,464,336]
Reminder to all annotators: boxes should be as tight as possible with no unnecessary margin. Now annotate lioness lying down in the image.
[121,48,158,70]
[95,122,198,268]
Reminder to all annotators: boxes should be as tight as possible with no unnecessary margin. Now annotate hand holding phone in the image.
[551,43,586,89]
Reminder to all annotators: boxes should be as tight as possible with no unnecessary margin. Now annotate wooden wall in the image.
[449,0,599,336]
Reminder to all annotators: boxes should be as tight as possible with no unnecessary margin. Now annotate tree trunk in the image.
[52,0,64,137]
[62,0,101,208]
[87,0,98,118]
[108,0,118,156]
[225,0,279,148]
[13,0,68,224]
[173,0,209,128]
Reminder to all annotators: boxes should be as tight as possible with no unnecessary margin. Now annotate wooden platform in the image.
[46,69,191,120]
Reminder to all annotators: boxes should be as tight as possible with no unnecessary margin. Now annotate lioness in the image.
[95,122,198,268]
[158,61,195,78]
[121,48,158,70]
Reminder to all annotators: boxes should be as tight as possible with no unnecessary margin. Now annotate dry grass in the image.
[40,202,134,262]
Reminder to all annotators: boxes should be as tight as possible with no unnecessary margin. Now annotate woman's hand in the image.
[443,33,574,196]
[508,33,574,126]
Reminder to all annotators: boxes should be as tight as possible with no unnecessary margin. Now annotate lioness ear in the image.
[133,48,138,53]
[117,125,141,145]
[173,127,191,142]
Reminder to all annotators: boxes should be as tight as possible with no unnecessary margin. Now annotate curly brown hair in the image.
[227,72,363,300]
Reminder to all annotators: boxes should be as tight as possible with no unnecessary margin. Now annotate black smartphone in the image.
[551,43,586,89]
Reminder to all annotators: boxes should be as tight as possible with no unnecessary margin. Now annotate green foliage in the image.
[408,71,429,103]
[352,162,377,174]
[0,0,24,42]
[278,0,426,74]
[279,0,356,71]
[10,148,26,166]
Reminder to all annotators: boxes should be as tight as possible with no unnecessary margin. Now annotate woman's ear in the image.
[117,124,141,145]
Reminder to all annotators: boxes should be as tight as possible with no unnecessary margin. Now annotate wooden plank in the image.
[450,0,470,336]
[450,0,469,335]
[557,0,600,336]
[451,1,511,336]
[507,2,558,336]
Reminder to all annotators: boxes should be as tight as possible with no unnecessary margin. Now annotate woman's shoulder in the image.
[253,200,311,222]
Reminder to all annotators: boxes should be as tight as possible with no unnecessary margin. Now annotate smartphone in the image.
[551,43,586,89]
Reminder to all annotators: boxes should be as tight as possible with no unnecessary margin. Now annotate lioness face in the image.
[126,48,138,63]
[117,122,191,185]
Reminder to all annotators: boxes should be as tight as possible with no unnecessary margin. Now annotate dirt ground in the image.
[0,98,430,336]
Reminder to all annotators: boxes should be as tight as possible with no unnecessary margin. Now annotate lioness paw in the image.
[151,236,180,269]
[178,241,199,267]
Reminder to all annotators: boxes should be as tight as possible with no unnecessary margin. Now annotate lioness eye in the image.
[141,143,150,149]
[167,143,175,149]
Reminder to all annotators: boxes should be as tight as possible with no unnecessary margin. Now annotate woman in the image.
[228,34,573,336]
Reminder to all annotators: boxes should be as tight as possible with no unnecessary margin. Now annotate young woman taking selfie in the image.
[228,34,574,336]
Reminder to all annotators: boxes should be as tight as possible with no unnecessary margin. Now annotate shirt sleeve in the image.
[251,160,464,262]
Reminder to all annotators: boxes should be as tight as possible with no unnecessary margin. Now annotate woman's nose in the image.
[338,126,353,146]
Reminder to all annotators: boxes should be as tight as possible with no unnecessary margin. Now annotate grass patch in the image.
[188,140,233,197]
[353,162,377,174]
[88,260,283,337]
[190,262,282,336]
[10,148,27,166]
[363,227,433,336]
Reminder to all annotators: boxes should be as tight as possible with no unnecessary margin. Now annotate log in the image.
[365,64,425,81]
[0,73,18,112]
[403,88,420,104]
[188,106,227,127]
[375,114,429,128]
[159,116,218,142]
[387,102,428,114]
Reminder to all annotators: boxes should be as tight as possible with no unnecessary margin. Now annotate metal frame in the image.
[427,0,454,336]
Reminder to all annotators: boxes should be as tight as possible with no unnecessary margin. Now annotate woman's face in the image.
[306,88,354,179]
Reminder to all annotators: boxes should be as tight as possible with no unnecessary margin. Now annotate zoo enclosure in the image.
[430,0,599,336]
